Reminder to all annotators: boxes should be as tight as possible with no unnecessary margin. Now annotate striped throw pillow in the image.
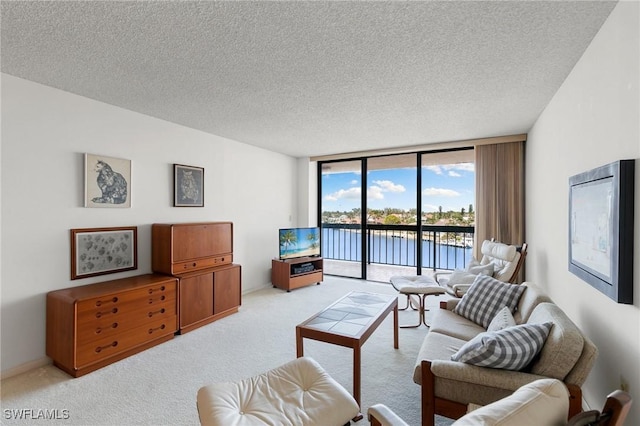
[451,322,553,370]
[453,275,526,328]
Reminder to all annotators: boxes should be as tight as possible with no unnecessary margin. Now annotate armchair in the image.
[435,240,527,297]
[368,379,632,426]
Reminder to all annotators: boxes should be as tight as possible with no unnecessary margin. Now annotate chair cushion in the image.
[452,378,569,426]
[453,275,526,328]
[467,263,495,277]
[197,357,359,426]
[451,322,553,371]
[390,275,443,295]
[480,240,521,282]
[481,240,517,262]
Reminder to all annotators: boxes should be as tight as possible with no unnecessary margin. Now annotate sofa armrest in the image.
[439,299,461,311]
[367,404,409,426]
[450,283,472,297]
[430,360,549,391]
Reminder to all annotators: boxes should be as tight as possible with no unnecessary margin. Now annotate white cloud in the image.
[424,163,475,175]
[448,171,461,177]
[325,187,361,201]
[372,180,405,193]
[424,165,443,175]
[367,186,385,200]
[423,187,461,197]
[350,180,359,185]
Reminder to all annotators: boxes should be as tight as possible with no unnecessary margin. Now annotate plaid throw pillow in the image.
[452,322,553,370]
[453,275,526,328]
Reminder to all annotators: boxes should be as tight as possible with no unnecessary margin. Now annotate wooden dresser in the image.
[152,222,241,334]
[46,274,178,377]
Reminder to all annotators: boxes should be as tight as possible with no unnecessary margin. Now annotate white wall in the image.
[0,74,299,376]
[526,1,639,420]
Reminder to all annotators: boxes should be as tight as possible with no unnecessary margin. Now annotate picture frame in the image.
[85,153,132,208]
[568,159,634,304]
[71,226,138,280]
[174,164,204,207]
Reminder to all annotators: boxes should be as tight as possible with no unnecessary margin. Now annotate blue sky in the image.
[322,163,475,213]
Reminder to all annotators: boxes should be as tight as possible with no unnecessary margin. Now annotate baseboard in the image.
[1,357,51,380]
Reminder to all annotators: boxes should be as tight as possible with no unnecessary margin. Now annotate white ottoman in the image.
[389,275,446,328]
[197,357,359,426]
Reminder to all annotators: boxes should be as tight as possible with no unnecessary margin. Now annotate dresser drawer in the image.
[76,316,177,368]
[171,255,232,274]
[77,282,176,319]
[76,298,177,344]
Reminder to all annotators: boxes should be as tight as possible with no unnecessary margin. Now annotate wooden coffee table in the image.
[296,291,399,420]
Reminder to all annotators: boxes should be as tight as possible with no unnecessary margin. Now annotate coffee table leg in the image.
[353,345,363,421]
[296,327,304,358]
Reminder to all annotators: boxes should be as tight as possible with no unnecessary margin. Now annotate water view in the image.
[322,228,473,270]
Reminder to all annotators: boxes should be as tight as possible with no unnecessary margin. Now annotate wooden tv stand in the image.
[272,257,323,292]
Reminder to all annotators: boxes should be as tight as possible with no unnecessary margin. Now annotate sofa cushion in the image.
[453,275,526,328]
[452,378,569,426]
[429,308,487,341]
[487,306,516,332]
[527,303,585,380]
[413,331,469,384]
[451,322,553,371]
[513,282,553,324]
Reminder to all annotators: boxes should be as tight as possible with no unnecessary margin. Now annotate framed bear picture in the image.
[174,164,204,207]
[85,153,132,208]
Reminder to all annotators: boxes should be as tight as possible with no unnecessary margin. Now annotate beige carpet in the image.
[1,276,453,426]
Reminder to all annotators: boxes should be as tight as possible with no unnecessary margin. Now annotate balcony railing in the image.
[322,223,475,271]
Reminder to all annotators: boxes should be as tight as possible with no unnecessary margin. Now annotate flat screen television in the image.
[279,227,321,260]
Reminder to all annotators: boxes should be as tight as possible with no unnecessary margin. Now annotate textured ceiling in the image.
[1,1,617,158]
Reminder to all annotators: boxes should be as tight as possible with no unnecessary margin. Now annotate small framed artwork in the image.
[174,164,204,207]
[85,153,131,208]
[568,159,634,304]
[71,226,138,280]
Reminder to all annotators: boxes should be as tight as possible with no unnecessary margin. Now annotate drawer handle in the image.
[148,308,166,317]
[95,297,118,307]
[148,324,166,334]
[95,323,118,335]
[95,341,118,353]
[95,307,118,318]
[148,286,166,294]
[148,295,166,304]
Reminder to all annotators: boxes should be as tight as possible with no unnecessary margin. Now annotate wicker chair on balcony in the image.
[435,240,528,298]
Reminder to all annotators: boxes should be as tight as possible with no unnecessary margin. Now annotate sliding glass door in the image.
[366,154,418,281]
[319,148,475,282]
[320,160,364,278]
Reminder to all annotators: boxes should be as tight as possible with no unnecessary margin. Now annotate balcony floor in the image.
[324,259,443,283]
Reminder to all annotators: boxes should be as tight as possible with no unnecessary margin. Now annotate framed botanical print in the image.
[71,226,138,279]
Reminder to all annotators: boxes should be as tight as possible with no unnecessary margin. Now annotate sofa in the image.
[414,277,598,426]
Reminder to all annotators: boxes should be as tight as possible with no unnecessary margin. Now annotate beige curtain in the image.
[475,141,526,278]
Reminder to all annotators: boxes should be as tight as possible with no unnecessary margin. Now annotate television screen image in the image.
[279,227,320,260]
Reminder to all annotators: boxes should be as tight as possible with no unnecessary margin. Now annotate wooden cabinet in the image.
[46,274,178,377]
[272,257,323,292]
[152,222,233,274]
[152,222,241,334]
[177,264,241,333]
